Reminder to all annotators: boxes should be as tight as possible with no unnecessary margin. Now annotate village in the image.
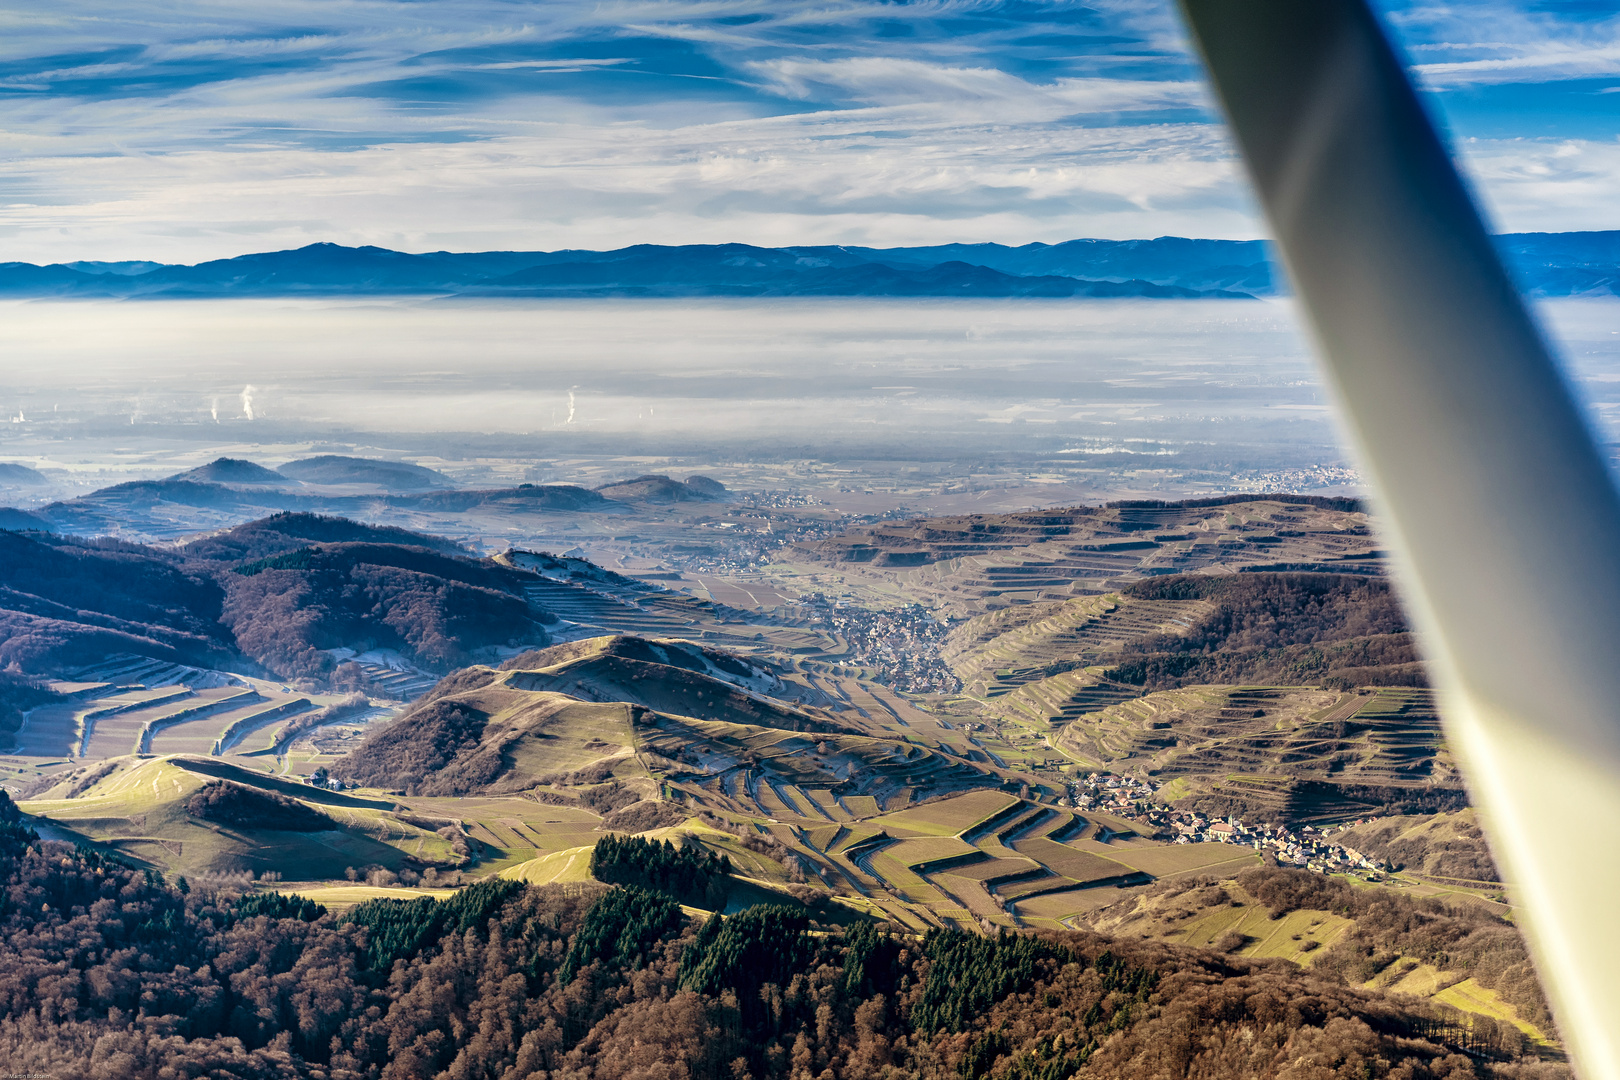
[791,593,963,694]
[1072,771,1391,877]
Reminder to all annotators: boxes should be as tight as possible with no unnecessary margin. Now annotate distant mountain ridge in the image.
[8,457,732,538]
[2,232,1614,298]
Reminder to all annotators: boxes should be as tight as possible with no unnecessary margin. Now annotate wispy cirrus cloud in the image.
[1382,0,1620,84]
[1416,47,1620,85]
[0,0,1610,261]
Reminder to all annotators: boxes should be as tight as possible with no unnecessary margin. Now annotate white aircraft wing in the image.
[1178,0,1620,1072]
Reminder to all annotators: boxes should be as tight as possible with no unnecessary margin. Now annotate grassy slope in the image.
[1084,875,1553,1045]
[20,755,455,878]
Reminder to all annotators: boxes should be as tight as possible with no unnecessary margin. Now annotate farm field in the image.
[1079,873,1555,1046]
[873,789,1019,836]
[500,846,597,886]
[281,884,458,908]
[1011,837,1136,882]
[885,836,980,870]
[1086,841,1262,879]
[1163,901,1354,965]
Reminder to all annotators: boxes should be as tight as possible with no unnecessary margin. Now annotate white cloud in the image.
[747,57,1204,123]
[0,0,1608,259]
[1385,0,1620,85]
[0,110,1258,262]
[1416,44,1620,86]
[1458,137,1620,233]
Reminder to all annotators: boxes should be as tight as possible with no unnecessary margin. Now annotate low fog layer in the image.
[0,297,1615,494]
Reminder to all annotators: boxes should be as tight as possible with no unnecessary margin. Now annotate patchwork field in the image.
[1082,874,1553,1047]
[873,789,1020,836]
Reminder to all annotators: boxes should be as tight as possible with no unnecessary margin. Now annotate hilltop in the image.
[276,455,454,490]
[330,635,887,802]
[0,462,53,488]
[595,474,730,504]
[179,510,470,562]
[0,529,241,675]
[16,755,459,878]
[177,457,289,486]
[221,540,549,680]
[496,636,840,733]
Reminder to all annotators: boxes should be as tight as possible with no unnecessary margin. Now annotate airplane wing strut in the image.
[1179,1,1620,1071]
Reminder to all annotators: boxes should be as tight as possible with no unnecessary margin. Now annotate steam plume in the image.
[240,384,257,420]
[566,390,576,425]
[211,398,219,422]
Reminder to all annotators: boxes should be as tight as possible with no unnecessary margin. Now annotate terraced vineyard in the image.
[1054,686,1460,821]
[16,680,327,762]
[944,594,1211,693]
[649,716,993,822]
[781,497,1380,616]
[753,786,1260,931]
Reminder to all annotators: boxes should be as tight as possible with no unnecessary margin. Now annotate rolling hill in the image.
[1334,808,1499,883]
[178,511,470,563]
[1052,685,1463,822]
[943,570,1423,720]
[787,495,1382,618]
[0,530,241,675]
[497,636,844,735]
[29,465,622,539]
[0,515,550,689]
[331,634,993,811]
[17,754,457,878]
[276,454,455,490]
[177,458,291,486]
[0,462,51,487]
[594,474,729,504]
[220,539,550,680]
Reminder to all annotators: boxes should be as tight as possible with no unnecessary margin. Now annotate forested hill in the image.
[1102,572,1423,690]
[0,801,1551,1079]
[0,513,551,685]
[1,230,1613,298]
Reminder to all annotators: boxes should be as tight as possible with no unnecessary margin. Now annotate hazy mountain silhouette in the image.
[0,232,1611,298]
[0,463,51,487]
[277,455,454,490]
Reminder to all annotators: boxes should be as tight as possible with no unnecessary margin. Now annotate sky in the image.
[0,0,1615,263]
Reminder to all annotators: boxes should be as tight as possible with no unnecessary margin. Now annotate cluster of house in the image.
[671,503,919,575]
[796,595,962,694]
[301,768,352,791]
[1073,772,1388,876]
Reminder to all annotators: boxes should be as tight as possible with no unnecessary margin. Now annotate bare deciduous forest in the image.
[0,790,1566,1080]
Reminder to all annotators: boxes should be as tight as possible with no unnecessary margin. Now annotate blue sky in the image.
[0,0,1615,262]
